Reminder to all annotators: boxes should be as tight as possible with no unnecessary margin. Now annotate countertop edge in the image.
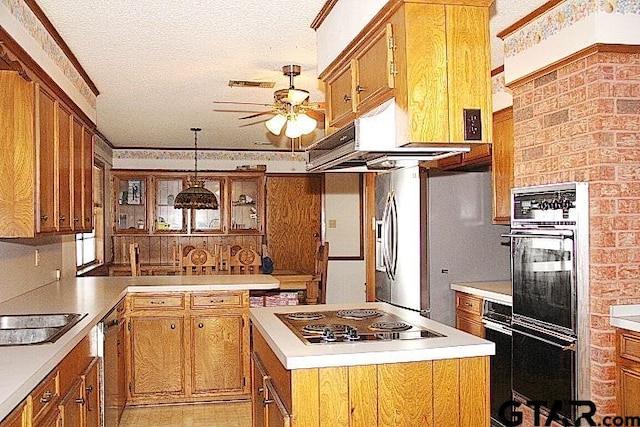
[450,281,512,305]
[610,304,640,333]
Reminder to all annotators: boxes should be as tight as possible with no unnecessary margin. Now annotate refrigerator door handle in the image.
[387,192,398,280]
[382,193,393,280]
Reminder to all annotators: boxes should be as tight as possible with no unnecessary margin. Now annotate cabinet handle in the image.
[198,323,204,328]
[170,324,176,330]
[343,94,351,103]
[73,217,80,222]
[86,385,93,393]
[85,217,91,223]
[150,301,165,305]
[356,85,366,93]
[59,216,66,222]
[40,391,53,403]
[209,299,224,304]
[465,302,472,307]
[40,214,48,222]
[75,397,85,405]
[257,387,264,394]
[263,398,275,406]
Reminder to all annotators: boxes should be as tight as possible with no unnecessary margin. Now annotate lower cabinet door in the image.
[130,316,186,397]
[34,407,60,427]
[192,314,245,394]
[82,358,101,427]
[59,379,83,427]
[251,354,268,427]
[620,366,640,416]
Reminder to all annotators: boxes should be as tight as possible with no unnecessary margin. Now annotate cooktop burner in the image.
[369,321,412,332]
[336,309,383,320]
[286,312,325,321]
[276,308,445,345]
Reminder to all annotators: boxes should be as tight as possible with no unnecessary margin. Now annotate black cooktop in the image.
[276,308,444,345]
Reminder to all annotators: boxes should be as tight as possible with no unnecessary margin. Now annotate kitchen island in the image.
[0,274,279,422]
[250,303,494,426]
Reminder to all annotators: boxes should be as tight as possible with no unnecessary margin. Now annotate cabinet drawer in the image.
[191,292,245,309]
[455,292,482,316]
[31,370,60,423]
[131,294,185,310]
[620,330,640,363]
[456,312,484,338]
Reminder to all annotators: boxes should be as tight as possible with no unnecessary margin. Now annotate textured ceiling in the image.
[34,0,547,151]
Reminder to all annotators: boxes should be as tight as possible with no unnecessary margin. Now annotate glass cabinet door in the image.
[155,178,185,232]
[192,178,223,233]
[229,177,260,233]
[115,177,147,232]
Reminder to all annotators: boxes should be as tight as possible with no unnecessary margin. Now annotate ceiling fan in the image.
[214,65,325,139]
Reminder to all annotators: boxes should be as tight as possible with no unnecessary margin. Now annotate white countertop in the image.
[0,274,279,421]
[250,302,495,370]
[450,280,512,305]
[610,304,640,332]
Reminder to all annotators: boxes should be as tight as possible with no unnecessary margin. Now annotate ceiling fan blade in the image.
[213,108,268,113]
[304,109,325,123]
[239,111,275,119]
[213,100,275,107]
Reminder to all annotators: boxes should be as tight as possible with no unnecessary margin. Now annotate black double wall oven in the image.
[506,182,590,424]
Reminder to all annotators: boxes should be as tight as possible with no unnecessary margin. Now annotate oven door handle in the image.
[502,232,573,240]
[511,324,576,351]
[482,319,512,336]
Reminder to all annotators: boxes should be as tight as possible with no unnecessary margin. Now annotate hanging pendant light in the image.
[174,128,219,210]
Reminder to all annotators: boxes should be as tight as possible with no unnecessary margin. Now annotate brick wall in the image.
[510,49,640,423]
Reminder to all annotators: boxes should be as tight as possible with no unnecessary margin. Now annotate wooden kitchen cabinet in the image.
[317,1,492,145]
[0,70,95,238]
[616,328,640,417]
[126,291,250,405]
[434,144,492,170]
[251,327,489,426]
[191,177,224,233]
[154,177,186,232]
[492,107,514,224]
[455,291,485,338]
[114,172,150,233]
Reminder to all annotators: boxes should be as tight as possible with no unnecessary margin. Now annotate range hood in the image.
[305,99,470,172]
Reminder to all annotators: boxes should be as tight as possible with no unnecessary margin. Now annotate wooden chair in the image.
[129,243,141,277]
[181,247,219,275]
[313,242,329,304]
[228,245,261,274]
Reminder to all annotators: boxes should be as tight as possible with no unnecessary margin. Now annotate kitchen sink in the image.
[0,313,87,346]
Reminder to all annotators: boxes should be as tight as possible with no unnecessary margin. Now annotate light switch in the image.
[328,219,337,228]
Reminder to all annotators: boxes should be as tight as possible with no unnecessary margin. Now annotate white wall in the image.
[323,173,366,304]
[0,238,62,303]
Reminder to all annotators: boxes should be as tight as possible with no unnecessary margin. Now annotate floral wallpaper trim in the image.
[492,72,511,95]
[1,0,97,109]
[113,149,306,162]
[504,0,640,59]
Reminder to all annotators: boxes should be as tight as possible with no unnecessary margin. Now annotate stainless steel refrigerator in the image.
[375,167,510,324]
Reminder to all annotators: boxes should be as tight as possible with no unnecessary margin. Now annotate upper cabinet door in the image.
[37,86,57,233]
[57,104,73,233]
[154,177,185,232]
[192,177,224,233]
[326,61,355,130]
[353,23,395,112]
[72,118,84,230]
[82,127,94,231]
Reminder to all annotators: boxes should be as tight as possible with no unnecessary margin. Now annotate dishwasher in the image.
[100,303,125,426]
[482,299,513,427]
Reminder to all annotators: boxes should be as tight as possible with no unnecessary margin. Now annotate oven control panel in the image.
[512,185,578,223]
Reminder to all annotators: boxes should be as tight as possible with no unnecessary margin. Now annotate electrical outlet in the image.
[463,109,482,141]
[328,219,337,229]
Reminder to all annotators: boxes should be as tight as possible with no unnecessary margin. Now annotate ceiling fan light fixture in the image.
[174,128,219,210]
[295,112,317,135]
[265,114,287,135]
[286,88,310,106]
[284,118,304,139]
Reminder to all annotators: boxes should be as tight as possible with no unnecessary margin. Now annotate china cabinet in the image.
[113,173,149,233]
